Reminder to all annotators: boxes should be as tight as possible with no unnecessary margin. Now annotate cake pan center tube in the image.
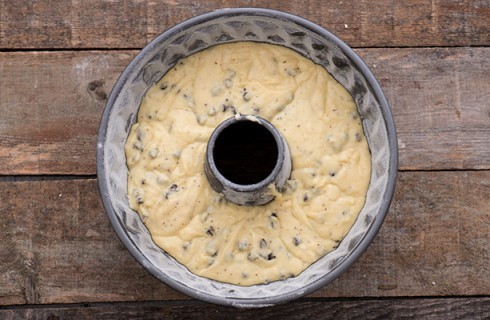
[204,115,292,206]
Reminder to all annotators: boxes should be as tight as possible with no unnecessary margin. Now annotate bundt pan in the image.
[96,8,398,307]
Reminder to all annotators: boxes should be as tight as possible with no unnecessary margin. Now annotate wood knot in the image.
[88,80,107,101]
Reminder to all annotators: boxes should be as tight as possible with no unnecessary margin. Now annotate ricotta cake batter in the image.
[125,42,371,286]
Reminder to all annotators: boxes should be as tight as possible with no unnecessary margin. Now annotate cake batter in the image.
[125,42,371,286]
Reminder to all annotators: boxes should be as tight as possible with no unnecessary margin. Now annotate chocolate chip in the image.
[133,142,143,151]
[269,213,278,228]
[222,104,236,114]
[293,237,301,246]
[243,91,252,101]
[259,239,268,249]
[206,226,215,237]
[165,184,179,199]
[355,132,362,142]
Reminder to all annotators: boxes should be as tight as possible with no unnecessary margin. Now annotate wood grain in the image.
[1,0,488,317]
[1,297,489,320]
[0,0,488,49]
[0,51,132,175]
[0,48,488,175]
[0,171,488,305]
[363,47,490,170]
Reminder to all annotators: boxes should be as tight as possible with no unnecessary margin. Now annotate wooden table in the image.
[1,1,489,318]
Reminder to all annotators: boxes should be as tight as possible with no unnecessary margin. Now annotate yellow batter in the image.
[125,42,371,286]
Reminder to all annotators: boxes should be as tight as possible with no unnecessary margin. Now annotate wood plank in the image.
[361,47,490,171]
[1,297,489,319]
[0,0,488,49]
[1,48,489,175]
[0,51,133,175]
[0,171,488,305]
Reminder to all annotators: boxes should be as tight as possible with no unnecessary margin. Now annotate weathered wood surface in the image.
[1,0,489,316]
[1,47,488,175]
[362,48,490,171]
[0,51,132,175]
[0,0,488,49]
[0,171,488,305]
[1,297,489,320]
